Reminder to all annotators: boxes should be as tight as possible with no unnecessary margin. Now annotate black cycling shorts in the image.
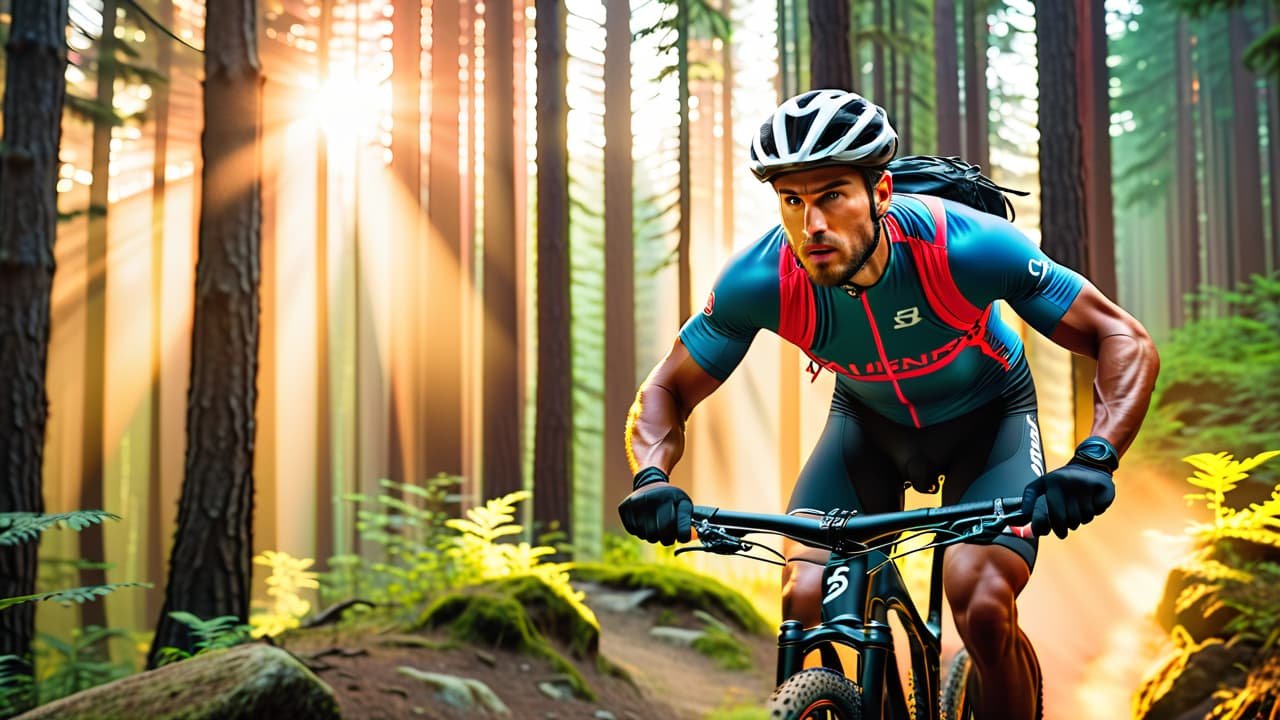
[786,377,1042,571]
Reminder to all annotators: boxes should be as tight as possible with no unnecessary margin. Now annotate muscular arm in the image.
[1048,282,1160,455]
[625,339,724,475]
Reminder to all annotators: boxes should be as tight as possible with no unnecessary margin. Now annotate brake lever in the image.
[675,520,751,556]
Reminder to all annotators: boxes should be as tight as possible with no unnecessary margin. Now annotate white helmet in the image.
[749,90,898,183]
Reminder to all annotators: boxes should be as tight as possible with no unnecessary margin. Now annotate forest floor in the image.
[277,583,779,720]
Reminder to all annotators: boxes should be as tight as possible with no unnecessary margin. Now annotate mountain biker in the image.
[617,89,1159,719]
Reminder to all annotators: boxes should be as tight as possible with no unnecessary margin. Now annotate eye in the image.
[783,196,802,206]
[824,191,841,201]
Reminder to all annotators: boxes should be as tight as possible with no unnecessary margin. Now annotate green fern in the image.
[0,511,121,547]
[154,612,253,666]
[0,583,151,612]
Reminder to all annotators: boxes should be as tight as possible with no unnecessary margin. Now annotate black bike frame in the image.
[690,496,1025,720]
[775,546,946,719]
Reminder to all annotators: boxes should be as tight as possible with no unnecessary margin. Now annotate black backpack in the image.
[886,155,1028,221]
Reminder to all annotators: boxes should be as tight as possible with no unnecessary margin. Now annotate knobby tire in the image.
[768,668,864,720]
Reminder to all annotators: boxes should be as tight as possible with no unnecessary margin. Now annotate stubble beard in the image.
[802,218,878,288]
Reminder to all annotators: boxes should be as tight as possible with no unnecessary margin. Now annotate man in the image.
[617,89,1159,718]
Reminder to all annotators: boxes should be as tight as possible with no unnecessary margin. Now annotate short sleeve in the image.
[943,204,1086,337]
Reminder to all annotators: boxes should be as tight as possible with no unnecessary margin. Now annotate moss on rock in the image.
[572,562,770,635]
[13,643,338,720]
[415,582,596,700]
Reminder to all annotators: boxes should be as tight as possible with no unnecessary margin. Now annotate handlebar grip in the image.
[692,505,718,521]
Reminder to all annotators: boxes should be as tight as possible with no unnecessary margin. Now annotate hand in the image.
[617,467,693,546]
[1020,462,1115,539]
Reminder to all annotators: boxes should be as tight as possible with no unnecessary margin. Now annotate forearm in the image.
[624,382,689,475]
[1086,330,1159,455]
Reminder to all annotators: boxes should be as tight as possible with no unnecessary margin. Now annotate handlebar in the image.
[689,496,1028,553]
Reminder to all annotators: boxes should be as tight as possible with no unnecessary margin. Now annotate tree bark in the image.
[484,0,523,502]
[388,0,423,491]
[313,0,334,566]
[678,0,692,324]
[603,0,636,527]
[147,0,176,626]
[425,0,465,486]
[962,0,989,166]
[79,0,118,639]
[147,0,263,667]
[0,0,68,700]
[935,0,962,155]
[1173,19,1200,326]
[1229,9,1265,285]
[533,0,572,536]
[809,0,852,90]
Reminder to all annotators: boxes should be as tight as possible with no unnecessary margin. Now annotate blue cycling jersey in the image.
[679,194,1085,427]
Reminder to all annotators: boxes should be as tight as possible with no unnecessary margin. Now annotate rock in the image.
[593,710,618,719]
[649,626,707,647]
[396,666,511,715]
[586,587,656,614]
[1134,639,1255,720]
[12,643,339,720]
[537,679,575,701]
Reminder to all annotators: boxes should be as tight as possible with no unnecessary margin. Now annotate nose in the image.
[804,203,828,238]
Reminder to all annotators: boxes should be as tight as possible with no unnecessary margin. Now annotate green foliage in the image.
[635,0,733,83]
[572,562,770,635]
[690,610,753,671]
[0,511,121,547]
[0,583,151,612]
[34,626,135,704]
[1144,275,1280,484]
[0,656,33,719]
[1172,0,1280,76]
[705,705,769,720]
[154,612,253,667]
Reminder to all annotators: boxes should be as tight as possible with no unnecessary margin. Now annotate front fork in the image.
[775,550,933,716]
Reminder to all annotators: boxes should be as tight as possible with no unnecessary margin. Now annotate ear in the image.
[875,171,893,216]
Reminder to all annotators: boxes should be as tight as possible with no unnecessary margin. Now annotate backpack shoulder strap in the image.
[896,194,985,331]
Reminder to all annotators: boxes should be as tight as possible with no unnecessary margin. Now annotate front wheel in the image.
[768,668,863,720]
[939,648,975,720]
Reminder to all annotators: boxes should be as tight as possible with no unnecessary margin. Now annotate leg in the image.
[943,544,1040,719]
[781,406,900,630]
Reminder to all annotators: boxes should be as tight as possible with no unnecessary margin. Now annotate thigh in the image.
[942,408,1043,571]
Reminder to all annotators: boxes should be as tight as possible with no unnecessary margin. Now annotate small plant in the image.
[1183,450,1280,546]
[250,550,319,638]
[0,511,149,611]
[0,656,33,718]
[34,626,135,704]
[154,612,253,666]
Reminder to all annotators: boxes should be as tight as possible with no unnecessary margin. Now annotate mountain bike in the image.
[677,496,1030,720]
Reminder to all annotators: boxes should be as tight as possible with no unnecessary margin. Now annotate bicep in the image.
[1049,282,1147,358]
[643,338,725,416]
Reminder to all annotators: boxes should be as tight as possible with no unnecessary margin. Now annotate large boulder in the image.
[15,643,339,720]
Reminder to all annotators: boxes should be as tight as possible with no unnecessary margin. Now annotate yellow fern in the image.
[250,550,319,638]
[1184,450,1280,543]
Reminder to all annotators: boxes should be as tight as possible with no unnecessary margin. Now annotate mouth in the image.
[804,245,837,262]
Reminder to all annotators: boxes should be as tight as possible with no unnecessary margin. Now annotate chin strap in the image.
[840,176,886,298]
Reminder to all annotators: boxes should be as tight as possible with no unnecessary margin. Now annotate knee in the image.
[951,577,1018,664]
[781,562,824,628]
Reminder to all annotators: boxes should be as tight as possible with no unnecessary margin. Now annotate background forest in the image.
[1,0,1279,717]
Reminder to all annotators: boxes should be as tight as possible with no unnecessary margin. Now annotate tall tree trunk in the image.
[147,0,175,625]
[873,0,886,102]
[1173,19,1200,326]
[935,0,962,155]
[809,0,851,90]
[484,0,523,502]
[1229,9,1265,285]
[962,0,989,166]
[534,0,572,534]
[313,0,334,566]
[1270,77,1280,274]
[425,0,465,487]
[678,0,692,323]
[80,0,118,639]
[1036,0,1116,441]
[147,0,263,667]
[0,0,68,701]
[603,0,635,526]
[388,0,422,489]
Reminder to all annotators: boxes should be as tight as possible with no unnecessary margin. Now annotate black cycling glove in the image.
[617,467,693,546]
[1021,437,1118,539]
